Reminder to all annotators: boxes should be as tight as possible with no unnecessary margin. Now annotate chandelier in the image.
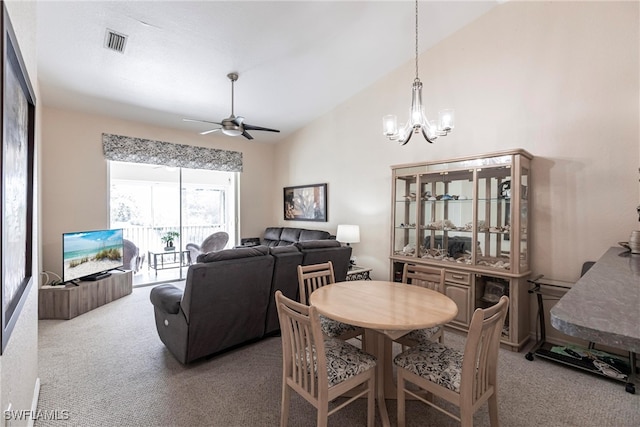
[382,0,454,145]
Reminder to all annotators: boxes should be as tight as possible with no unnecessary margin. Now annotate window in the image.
[109,161,238,285]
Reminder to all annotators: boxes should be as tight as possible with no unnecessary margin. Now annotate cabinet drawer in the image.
[444,283,470,326]
[445,271,471,285]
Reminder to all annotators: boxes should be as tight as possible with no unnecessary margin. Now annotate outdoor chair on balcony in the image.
[123,239,145,273]
[186,231,229,263]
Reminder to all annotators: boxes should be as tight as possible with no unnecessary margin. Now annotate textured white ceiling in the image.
[36,1,498,143]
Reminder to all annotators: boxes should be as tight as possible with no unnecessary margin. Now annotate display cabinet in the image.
[390,149,533,351]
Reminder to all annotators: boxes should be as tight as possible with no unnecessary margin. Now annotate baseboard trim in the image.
[28,377,40,427]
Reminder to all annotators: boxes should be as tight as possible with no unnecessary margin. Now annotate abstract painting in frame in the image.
[1,2,36,354]
[283,183,327,222]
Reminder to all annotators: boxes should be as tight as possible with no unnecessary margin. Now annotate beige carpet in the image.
[36,285,639,427]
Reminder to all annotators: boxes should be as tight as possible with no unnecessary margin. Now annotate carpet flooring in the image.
[35,285,639,426]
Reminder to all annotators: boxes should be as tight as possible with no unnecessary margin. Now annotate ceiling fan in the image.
[183,72,280,140]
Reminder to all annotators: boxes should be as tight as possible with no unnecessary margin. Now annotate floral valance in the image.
[102,133,243,172]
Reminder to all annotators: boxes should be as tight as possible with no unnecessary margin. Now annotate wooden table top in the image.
[309,280,458,335]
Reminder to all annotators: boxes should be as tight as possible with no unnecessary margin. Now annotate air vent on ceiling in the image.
[104,29,127,53]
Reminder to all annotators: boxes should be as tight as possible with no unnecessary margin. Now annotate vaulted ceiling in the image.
[37,1,499,143]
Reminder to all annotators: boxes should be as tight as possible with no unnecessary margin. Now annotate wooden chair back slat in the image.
[298,262,335,305]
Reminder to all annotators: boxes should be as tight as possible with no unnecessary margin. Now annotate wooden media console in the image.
[38,270,133,320]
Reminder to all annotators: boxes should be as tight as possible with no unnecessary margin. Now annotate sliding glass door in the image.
[109,161,237,286]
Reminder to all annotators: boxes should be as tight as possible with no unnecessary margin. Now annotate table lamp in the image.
[336,224,360,267]
[336,224,360,246]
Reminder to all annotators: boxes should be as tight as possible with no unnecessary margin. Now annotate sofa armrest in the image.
[150,284,183,315]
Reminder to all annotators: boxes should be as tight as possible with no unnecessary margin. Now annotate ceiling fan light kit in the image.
[383,0,454,146]
[184,72,280,140]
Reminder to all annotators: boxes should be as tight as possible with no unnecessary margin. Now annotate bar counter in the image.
[550,247,640,353]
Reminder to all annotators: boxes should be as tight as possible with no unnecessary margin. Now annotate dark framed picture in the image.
[1,2,36,354]
[283,183,327,222]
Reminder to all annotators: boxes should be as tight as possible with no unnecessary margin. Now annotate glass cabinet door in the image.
[393,174,418,257]
[419,169,474,264]
[476,166,512,270]
[391,150,531,276]
[518,159,530,273]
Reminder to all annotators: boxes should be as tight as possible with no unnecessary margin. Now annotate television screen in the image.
[62,229,124,282]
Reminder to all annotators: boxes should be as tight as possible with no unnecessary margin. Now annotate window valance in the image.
[102,133,243,172]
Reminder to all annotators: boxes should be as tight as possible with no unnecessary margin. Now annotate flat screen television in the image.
[62,228,124,282]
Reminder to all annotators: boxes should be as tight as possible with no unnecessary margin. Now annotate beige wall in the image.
[28,2,640,403]
[1,0,40,423]
[41,107,277,276]
[274,2,639,342]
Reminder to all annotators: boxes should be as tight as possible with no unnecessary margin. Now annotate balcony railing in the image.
[123,224,226,258]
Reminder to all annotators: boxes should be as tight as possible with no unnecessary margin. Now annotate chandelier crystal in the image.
[383,0,454,145]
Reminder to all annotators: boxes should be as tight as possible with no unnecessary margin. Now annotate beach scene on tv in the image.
[63,229,123,282]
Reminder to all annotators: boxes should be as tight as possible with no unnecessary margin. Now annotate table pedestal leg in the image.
[365,330,396,427]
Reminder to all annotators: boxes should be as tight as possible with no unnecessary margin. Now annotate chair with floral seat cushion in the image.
[297,262,363,342]
[394,263,446,347]
[394,295,509,427]
[275,290,376,427]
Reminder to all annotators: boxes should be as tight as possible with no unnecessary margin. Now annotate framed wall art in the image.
[1,2,36,354]
[283,183,327,222]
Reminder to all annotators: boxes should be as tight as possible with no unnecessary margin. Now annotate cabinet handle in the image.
[451,274,465,279]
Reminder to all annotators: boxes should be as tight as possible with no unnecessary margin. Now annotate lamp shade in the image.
[336,224,360,244]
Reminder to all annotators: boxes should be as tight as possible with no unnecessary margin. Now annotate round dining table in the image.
[310,280,458,427]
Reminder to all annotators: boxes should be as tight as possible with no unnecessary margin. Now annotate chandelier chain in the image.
[382,0,454,145]
[414,0,419,82]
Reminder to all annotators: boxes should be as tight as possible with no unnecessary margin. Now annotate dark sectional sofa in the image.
[260,226,332,246]
[150,239,351,364]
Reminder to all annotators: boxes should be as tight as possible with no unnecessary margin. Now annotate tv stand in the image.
[38,270,132,319]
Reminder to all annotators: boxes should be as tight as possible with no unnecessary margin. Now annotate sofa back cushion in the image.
[196,245,268,263]
[261,226,332,247]
[279,227,303,245]
[262,227,283,246]
[295,240,352,282]
[299,228,331,241]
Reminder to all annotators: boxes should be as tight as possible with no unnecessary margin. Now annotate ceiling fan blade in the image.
[242,131,254,140]
[183,118,223,126]
[243,123,280,133]
[200,128,221,135]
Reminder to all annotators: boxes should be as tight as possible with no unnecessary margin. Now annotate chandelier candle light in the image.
[383,0,454,145]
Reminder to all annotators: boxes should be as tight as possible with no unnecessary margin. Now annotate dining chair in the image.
[275,291,376,427]
[297,262,363,342]
[394,263,446,347]
[394,295,509,427]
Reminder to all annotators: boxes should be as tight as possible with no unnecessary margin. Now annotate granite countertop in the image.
[550,247,640,353]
